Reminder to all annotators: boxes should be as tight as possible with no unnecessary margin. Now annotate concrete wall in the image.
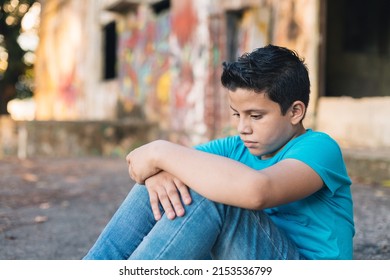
[317,96,390,148]
[115,0,214,146]
[32,0,321,145]
[271,0,321,128]
[13,119,158,158]
[0,116,18,157]
[34,0,118,120]
[5,0,389,158]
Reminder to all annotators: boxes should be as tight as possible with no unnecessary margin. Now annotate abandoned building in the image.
[1,0,390,158]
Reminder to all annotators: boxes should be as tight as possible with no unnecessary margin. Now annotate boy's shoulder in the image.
[284,129,343,157]
[300,129,333,139]
[291,129,341,149]
[284,129,349,177]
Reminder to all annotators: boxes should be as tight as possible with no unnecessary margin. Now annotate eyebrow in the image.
[229,105,267,114]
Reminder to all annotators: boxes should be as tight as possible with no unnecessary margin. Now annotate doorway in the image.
[324,0,390,98]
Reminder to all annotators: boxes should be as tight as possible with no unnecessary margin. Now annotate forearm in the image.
[153,140,267,209]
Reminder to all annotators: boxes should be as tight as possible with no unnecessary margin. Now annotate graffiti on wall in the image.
[35,0,84,120]
[116,0,274,144]
[117,0,211,145]
[117,5,171,125]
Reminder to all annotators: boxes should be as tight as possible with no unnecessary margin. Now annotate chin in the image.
[248,148,263,157]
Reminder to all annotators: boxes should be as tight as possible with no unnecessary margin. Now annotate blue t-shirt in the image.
[195,129,355,259]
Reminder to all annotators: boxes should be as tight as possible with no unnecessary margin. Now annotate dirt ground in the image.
[0,157,389,260]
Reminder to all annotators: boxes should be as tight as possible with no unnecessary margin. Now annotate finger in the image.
[157,190,176,220]
[165,186,186,217]
[148,191,162,221]
[174,179,192,205]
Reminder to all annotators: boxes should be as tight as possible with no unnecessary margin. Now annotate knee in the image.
[127,183,149,201]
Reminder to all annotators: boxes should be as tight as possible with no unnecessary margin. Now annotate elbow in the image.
[248,193,267,210]
[246,176,270,210]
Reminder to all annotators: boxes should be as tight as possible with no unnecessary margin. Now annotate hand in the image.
[145,171,192,220]
[126,141,162,184]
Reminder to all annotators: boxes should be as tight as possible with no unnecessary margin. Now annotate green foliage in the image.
[0,0,37,114]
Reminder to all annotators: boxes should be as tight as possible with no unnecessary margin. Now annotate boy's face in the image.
[228,89,304,158]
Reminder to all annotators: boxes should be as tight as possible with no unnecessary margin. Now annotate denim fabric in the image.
[83,184,303,260]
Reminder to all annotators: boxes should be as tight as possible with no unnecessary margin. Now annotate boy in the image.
[84,45,354,260]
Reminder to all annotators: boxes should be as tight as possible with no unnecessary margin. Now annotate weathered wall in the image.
[14,119,158,158]
[34,0,118,120]
[22,0,325,156]
[317,96,390,148]
[116,0,213,146]
[34,0,321,143]
[271,0,320,128]
[20,0,390,158]
[0,116,17,157]
[114,0,308,145]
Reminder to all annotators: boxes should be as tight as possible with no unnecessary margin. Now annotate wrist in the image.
[151,140,168,169]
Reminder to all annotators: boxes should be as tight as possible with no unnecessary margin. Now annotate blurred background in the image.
[0,0,389,259]
[0,0,389,158]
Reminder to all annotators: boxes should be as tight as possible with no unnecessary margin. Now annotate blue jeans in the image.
[83,184,303,260]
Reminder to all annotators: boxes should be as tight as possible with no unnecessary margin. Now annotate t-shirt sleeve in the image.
[284,133,351,195]
[194,136,239,158]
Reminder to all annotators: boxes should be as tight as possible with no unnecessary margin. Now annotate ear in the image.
[289,101,306,125]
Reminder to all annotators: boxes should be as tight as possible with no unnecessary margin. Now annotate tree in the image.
[0,0,37,115]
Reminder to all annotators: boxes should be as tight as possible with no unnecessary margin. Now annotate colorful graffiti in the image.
[117,0,211,145]
[35,0,84,120]
[32,0,320,143]
[117,6,171,123]
[116,0,273,145]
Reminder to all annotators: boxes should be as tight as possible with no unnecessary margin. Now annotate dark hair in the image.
[221,44,310,115]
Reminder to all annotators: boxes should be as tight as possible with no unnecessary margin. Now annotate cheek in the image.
[257,122,287,142]
[231,118,239,127]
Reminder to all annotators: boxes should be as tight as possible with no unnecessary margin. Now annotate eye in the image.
[232,112,240,118]
[251,114,262,120]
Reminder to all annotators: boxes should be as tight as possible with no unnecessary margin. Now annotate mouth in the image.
[242,140,258,148]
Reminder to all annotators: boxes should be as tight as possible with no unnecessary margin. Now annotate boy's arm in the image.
[144,171,191,220]
[127,140,323,210]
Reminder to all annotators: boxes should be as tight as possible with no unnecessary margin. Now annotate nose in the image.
[237,117,252,135]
